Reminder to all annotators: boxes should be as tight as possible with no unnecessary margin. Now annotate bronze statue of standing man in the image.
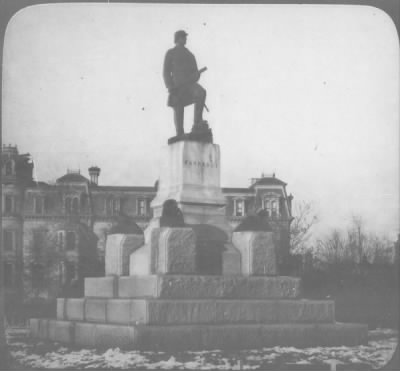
[163,30,208,137]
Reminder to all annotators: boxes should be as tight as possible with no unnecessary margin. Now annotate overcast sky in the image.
[2,3,399,239]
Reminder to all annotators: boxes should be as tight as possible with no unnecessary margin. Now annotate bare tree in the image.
[289,200,318,254]
[319,229,347,265]
[347,215,366,264]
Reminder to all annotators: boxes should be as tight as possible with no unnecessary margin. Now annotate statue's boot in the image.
[173,105,184,136]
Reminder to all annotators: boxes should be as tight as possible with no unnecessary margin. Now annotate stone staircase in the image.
[30,274,368,350]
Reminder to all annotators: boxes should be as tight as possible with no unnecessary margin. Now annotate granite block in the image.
[65,298,85,321]
[48,319,74,344]
[105,234,144,276]
[157,228,196,274]
[85,299,107,322]
[56,298,65,320]
[84,276,117,298]
[233,231,278,275]
[106,299,147,324]
[75,322,96,348]
[118,275,158,298]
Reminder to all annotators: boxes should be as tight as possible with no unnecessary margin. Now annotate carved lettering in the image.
[183,158,217,168]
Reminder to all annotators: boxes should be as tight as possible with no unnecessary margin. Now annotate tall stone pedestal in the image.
[146,141,231,240]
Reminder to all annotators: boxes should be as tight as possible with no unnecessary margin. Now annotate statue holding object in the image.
[163,30,212,142]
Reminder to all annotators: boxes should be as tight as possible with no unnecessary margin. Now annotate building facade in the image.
[2,145,293,316]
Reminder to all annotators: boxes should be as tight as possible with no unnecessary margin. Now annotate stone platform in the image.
[29,138,368,350]
[30,319,367,350]
[30,274,368,350]
[84,275,301,299]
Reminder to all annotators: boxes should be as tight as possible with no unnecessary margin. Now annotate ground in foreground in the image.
[6,328,397,370]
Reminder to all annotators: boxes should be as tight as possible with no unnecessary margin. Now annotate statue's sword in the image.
[198,67,209,112]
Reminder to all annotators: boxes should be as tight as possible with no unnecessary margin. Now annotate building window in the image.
[31,263,45,288]
[65,262,77,284]
[5,161,13,176]
[65,197,79,214]
[3,263,14,287]
[3,230,14,251]
[72,197,79,214]
[4,195,14,213]
[65,198,72,214]
[66,231,76,251]
[234,199,245,217]
[110,198,120,216]
[59,261,66,284]
[34,196,45,214]
[33,231,45,256]
[271,200,278,217]
[262,197,280,218]
[57,231,65,251]
[262,199,271,217]
[137,199,147,216]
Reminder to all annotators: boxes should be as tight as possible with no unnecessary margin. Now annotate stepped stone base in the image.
[30,318,368,350]
[57,298,335,325]
[85,275,302,299]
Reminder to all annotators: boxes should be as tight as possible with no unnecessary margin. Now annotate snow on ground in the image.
[7,328,398,370]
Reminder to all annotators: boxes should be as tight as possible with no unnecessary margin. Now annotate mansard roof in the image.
[94,186,156,192]
[56,173,89,184]
[222,187,253,194]
[250,176,287,187]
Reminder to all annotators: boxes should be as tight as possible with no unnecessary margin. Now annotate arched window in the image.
[66,232,76,250]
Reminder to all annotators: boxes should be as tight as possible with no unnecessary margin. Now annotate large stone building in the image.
[1,144,293,318]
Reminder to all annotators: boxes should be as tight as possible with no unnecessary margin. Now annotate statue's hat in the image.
[174,30,188,41]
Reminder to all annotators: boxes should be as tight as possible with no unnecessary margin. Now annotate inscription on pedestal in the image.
[183,159,218,168]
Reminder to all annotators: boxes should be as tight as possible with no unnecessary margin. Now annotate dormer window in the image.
[262,199,271,217]
[233,199,246,217]
[262,196,280,218]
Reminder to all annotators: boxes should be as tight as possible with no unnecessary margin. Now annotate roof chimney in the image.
[88,166,100,185]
